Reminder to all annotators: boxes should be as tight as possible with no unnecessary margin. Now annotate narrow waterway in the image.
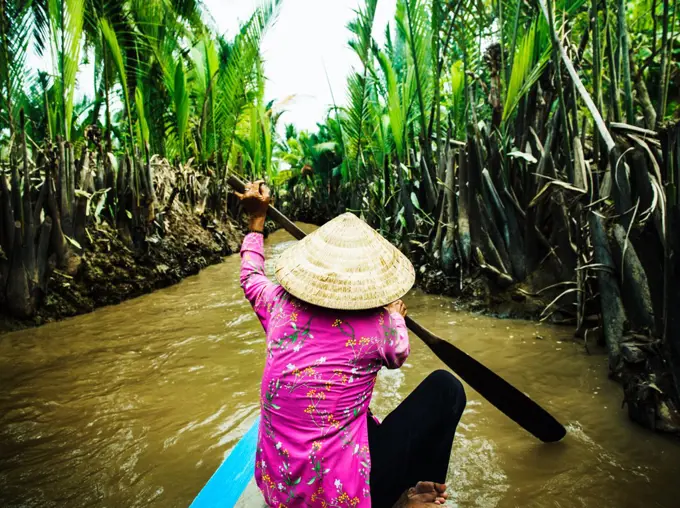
[1,226,679,508]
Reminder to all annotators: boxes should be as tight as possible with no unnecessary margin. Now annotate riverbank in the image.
[0,205,244,333]
[0,209,547,332]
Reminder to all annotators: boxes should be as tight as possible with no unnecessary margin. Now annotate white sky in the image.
[203,0,396,132]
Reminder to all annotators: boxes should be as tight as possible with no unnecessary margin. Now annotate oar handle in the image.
[404,315,438,347]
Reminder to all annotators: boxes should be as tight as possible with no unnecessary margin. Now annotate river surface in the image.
[1,226,679,508]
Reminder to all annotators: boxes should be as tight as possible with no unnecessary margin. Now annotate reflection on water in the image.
[1,227,679,508]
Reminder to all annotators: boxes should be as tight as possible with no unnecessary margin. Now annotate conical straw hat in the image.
[274,213,415,310]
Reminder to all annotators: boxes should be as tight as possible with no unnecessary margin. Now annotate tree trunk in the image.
[58,140,74,238]
[610,147,634,230]
[610,224,656,332]
[467,132,486,263]
[33,173,48,226]
[501,189,526,280]
[441,151,457,274]
[573,137,588,192]
[46,175,70,269]
[0,170,14,254]
[549,191,578,282]
[433,190,446,260]
[6,222,33,318]
[145,145,158,218]
[21,124,36,285]
[631,58,657,129]
[420,155,438,213]
[526,109,561,273]
[10,151,22,224]
[457,146,471,264]
[396,155,416,232]
[37,216,52,292]
[383,155,391,213]
[589,212,626,376]
[477,193,511,274]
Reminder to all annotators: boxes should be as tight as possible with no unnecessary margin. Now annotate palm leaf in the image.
[343,71,373,180]
[502,18,551,122]
[191,34,220,159]
[62,0,85,140]
[348,0,378,65]
[173,59,190,160]
[378,50,405,159]
[214,0,281,175]
[100,17,134,144]
[345,0,379,181]
[135,85,149,147]
[396,0,432,140]
[450,60,466,135]
[0,0,34,132]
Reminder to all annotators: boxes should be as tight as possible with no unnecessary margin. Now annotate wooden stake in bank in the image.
[228,174,566,443]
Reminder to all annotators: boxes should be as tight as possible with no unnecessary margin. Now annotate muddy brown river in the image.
[1,227,679,507]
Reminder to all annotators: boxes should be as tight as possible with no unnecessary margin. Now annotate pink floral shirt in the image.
[240,233,410,507]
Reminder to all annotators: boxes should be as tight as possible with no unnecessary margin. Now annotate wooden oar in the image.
[228,175,566,443]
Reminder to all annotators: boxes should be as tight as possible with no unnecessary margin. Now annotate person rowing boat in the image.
[236,181,466,508]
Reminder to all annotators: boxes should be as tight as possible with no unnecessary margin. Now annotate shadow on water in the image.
[1,226,679,507]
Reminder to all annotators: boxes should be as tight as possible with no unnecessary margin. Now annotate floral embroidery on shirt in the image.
[269,314,314,357]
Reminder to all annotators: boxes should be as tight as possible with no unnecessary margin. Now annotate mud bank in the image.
[0,209,244,333]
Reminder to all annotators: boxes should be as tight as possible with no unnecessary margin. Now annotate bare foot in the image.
[392,482,448,507]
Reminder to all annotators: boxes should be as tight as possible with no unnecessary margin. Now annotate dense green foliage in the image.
[0,0,279,176]
[0,0,279,320]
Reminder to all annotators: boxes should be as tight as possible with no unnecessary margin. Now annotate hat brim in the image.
[274,213,415,310]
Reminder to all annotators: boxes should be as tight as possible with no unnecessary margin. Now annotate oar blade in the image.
[406,316,566,443]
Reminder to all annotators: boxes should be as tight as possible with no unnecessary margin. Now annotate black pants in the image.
[368,370,466,508]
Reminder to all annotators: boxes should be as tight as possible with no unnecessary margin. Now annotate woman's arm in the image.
[237,181,277,330]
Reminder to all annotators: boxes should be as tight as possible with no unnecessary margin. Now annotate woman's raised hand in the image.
[235,180,271,216]
[235,180,271,232]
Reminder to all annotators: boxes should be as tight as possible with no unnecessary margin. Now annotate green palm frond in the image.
[344,71,373,180]
[214,0,281,172]
[0,0,34,132]
[396,0,432,140]
[345,0,380,181]
[502,18,550,122]
[100,17,135,144]
[450,60,465,134]
[135,85,149,147]
[59,0,85,140]
[191,34,220,160]
[173,59,189,159]
[378,50,405,159]
[347,0,378,65]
